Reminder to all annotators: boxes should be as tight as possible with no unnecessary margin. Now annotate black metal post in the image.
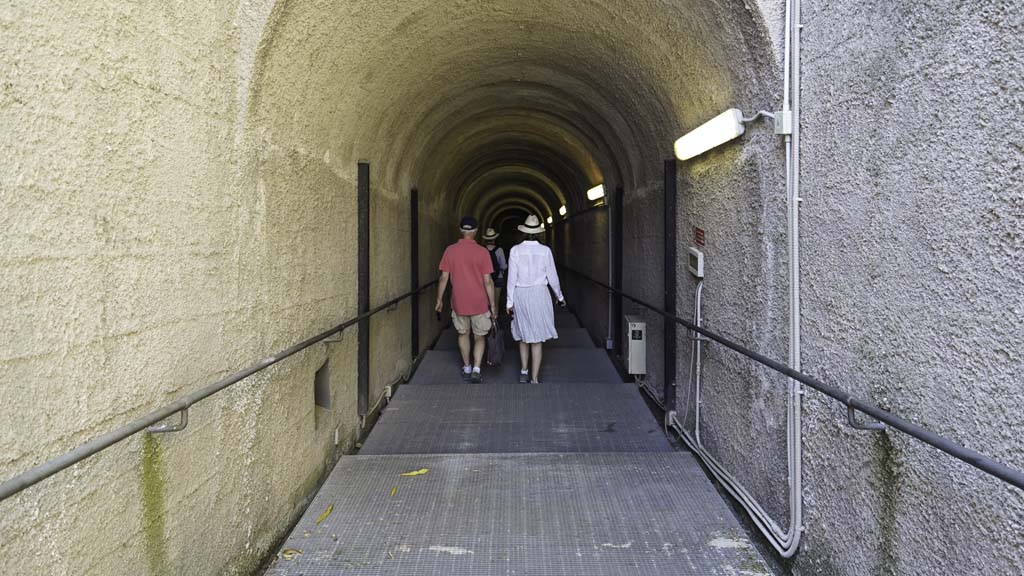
[410,188,420,359]
[664,160,678,409]
[357,162,370,417]
[612,186,624,357]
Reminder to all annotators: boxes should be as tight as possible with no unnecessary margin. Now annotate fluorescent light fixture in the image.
[586,184,605,201]
[673,108,745,161]
[546,216,553,224]
[559,205,567,216]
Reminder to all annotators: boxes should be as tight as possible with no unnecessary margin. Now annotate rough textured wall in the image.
[369,184,413,409]
[669,2,1024,575]
[557,207,609,347]
[0,1,369,574]
[7,1,1019,576]
[623,179,669,390]
[617,0,784,405]
[793,1,1024,574]
[417,210,449,352]
[675,124,790,524]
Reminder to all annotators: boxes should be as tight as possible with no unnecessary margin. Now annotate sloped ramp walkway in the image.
[266,309,771,575]
[435,326,595,350]
[359,381,671,454]
[408,349,623,385]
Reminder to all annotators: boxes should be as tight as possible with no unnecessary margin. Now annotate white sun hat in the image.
[517,214,545,234]
[482,227,499,241]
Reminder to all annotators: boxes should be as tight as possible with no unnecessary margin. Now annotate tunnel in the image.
[2,1,1022,575]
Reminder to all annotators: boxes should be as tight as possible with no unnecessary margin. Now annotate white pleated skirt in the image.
[510,285,559,343]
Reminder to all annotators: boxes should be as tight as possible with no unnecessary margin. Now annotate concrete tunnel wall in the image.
[1,1,1021,576]
[787,2,1024,574]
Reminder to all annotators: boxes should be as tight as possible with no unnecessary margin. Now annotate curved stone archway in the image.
[0,1,791,574]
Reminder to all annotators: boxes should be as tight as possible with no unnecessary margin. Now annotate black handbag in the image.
[486,325,505,366]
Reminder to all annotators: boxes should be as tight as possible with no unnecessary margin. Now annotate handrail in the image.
[0,280,439,503]
[562,266,1024,491]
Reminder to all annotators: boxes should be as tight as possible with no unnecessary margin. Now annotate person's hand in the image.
[490,306,498,320]
[558,299,567,309]
[506,307,514,317]
[435,300,443,314]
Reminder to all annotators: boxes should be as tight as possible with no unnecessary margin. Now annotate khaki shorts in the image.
[452,311,492,336]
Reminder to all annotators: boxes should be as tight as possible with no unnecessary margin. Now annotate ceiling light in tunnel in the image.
[673,109,746,161]
[547,216,553,224]
[586,184,605,201]
[559,205,567,216]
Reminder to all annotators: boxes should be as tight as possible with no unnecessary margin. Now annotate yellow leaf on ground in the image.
[390,486,397,497]
[315,504,334,524]
[400,468,429,477]
[281,548,303,560]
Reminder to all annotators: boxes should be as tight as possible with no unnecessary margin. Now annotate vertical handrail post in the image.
[410,188,420,359]
[357,162,371,418]
[664,160,678,409]
[612,186,624,356]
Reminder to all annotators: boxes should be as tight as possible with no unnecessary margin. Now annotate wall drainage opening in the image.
[314,359,331,430]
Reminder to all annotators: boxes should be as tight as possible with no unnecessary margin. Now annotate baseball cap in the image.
[459,216,478,231]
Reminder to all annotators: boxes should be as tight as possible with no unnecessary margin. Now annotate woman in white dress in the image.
[505,214,566,384]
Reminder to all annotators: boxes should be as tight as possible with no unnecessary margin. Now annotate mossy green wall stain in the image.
[140,434,171,576]
[873,432,903,575]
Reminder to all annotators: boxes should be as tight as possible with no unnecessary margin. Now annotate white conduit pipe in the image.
[670,0,804,558]
[671,275,803,556]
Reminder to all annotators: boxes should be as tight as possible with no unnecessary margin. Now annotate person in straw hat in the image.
[505,214,566,384]
[481,227,507,312]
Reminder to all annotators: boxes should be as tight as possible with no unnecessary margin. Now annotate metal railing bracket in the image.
[147,407,189,434]
[846,404,885,431]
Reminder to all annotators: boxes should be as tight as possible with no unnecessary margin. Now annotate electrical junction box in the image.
[687,247,705,278]
[624,315,646,375]
[774,110,793,135]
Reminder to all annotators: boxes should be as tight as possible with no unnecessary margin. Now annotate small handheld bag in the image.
[486,325,505,366]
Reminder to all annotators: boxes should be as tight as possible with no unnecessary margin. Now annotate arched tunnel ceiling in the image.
[478,193,551,230]
[421,105,609,212]
[464,179,557,219]
[251,0,779,221]
[454,161,580,218]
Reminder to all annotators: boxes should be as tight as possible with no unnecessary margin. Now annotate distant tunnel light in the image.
[559,205,567,216]
[673,108,746,161]
[586,184,605,201]
[546,216,553,224]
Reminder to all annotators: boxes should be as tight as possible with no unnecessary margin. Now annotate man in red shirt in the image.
[435,216,497,382]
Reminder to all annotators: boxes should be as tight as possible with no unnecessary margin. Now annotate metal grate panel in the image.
[434,327,594,351]
[360,382,670,454]
[264,303,772,576]
[407,350,623,386]
[265,452,771,576]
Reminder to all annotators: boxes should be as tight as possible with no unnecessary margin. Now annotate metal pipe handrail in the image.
[562,266,1024,491]
[0,280,439,503]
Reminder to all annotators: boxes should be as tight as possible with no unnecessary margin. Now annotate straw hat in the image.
[482,227,499,241]
[517,214,545,234]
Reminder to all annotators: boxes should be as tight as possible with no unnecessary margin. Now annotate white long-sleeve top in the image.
[505,240,564,309]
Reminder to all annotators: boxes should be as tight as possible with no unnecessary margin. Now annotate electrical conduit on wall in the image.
[670,0,804,557]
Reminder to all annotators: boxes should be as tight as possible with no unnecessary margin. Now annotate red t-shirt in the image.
[439,239,494,316]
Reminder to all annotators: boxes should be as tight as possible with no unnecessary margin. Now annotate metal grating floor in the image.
[264,453,771,576]
[407,349,623,385]
[265,309,771,575]
[434,327,595,351]
[359,382,671,454]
